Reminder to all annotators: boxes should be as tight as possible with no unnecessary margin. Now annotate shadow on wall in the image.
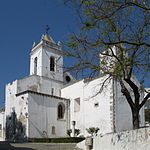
[0,141,36,150]
[6,109,26,142]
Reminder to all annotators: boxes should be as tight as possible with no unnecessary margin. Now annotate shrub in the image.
[86,127,99,136]
[67,129,72,136]
[28,137,85,143]
[75,129,80,136]
[67,129,80,136]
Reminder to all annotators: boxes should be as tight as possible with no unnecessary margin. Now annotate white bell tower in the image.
[30,33,63,82]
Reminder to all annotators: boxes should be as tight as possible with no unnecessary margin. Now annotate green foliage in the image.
[67,41,78,48]
[66,129,80,136]
[82,21,96,29]
[67,129,72,136]
[75,129,80,136]
[82,0,96,7]
[28,137,85,143]
[101,59,106,65]
[69,33,76,40]
[86,127,99,136]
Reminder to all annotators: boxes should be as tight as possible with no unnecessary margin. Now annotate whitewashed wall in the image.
[61,75,114,136]
[30,43,43,76]
[30,40,64,82]
[114,77,145,132]
[93,127,150,150]
[5,80,18,116]
[62,75,145,136]
[42,46,63,82]
[27,92,69,138]
[17,75,63,97]
[5,85,29,140]
[0,112,5,141]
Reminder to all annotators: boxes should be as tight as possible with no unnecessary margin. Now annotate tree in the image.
[64,0,150,129]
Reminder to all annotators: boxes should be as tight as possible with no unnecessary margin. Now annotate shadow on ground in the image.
[0,141,36,150]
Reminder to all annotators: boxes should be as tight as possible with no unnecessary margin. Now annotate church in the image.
[0,32,145,141]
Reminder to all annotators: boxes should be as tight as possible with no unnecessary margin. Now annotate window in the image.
[58,103,65,119]
[65,76,71,83]
[74,98,80,112]
[51,88,54,95]
[52,126,55,135]
[50,56,55,71]
[34,57,37,74]
[94,102,99,107]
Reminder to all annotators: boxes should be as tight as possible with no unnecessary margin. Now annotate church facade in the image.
[0,33,145,140]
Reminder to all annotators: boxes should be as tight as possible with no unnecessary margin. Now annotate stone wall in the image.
[93,127,150,150]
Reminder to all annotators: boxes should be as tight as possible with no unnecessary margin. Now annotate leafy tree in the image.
[64,0,150,129]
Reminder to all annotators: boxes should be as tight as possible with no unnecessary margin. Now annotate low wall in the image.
[93,127,150,150]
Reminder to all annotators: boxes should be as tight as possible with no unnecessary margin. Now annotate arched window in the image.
[50,56,55,71]
[34,57,37,75]
[58,103,65,119]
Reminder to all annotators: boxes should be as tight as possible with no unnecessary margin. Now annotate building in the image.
[0,33,145,141]
[0,108,5,141]
[144,88,150,125]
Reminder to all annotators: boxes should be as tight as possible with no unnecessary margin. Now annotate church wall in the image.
[30,46,42,76]
[17,75,63,97]
[14,93,29,138]
[114,78,145,132]
[41,47,63,82]
[28,92,69,138]
[61,75,114,136]
[39,77,63,96]
[5,80,18,116]
[62,80,84,135]
[5,87,29,140]
[83,76,114,135]
[0,112,5,141]
[114,80,133,132]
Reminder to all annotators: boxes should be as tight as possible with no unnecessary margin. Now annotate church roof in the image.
[62,74,106,89]
[42,34,55,43]
[16,90,69,101]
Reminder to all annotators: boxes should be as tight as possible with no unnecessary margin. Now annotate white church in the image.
[0,33,145,141]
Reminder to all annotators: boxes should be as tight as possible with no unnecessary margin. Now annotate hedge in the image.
[28,137,85,143]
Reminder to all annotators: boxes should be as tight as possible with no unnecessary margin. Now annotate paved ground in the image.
[0,142,77,150]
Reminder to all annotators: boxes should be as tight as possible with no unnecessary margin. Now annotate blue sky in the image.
[0,0,77,107]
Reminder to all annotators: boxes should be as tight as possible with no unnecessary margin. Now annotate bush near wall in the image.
[28,137,85,143]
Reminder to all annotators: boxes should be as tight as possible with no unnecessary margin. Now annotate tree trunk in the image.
[132,109,140,129]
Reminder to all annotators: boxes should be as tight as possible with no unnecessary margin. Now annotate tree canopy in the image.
[64,0,150,129]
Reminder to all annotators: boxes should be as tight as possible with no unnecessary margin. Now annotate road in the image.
[0,142,77,150]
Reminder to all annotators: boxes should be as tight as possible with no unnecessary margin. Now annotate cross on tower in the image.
[45,25,50,34]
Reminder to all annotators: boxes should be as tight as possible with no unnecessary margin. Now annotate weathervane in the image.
[45,25,50,34]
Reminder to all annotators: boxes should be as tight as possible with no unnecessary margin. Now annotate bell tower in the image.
[30,32,63,82]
